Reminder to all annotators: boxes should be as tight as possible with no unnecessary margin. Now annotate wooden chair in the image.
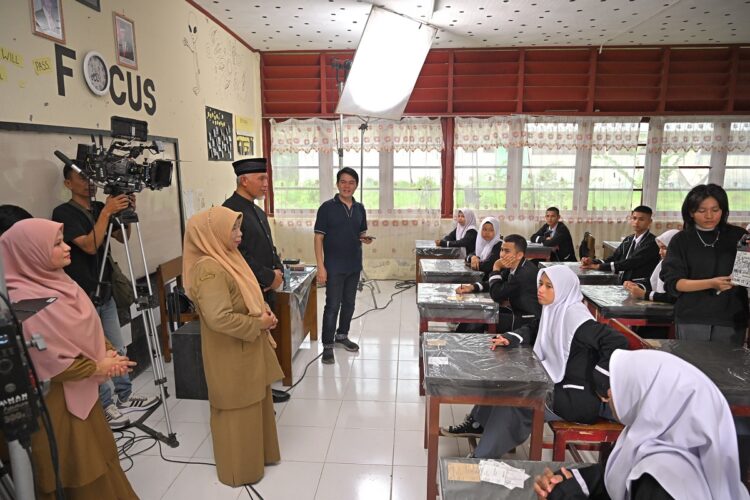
[544,319,653,462]
[156,256,199,362]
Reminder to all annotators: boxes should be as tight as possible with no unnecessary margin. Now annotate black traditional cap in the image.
[232,158,267,176]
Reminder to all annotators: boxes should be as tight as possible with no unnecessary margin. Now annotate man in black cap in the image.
[223,157,289,403]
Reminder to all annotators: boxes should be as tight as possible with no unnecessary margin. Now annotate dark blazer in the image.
[474,258,541,326]
[595,230,660,283]
[439,228,478,255]
[466,241,502,280]
[530,222,576,262]
[548,465,673,500]
[223,192,282,290]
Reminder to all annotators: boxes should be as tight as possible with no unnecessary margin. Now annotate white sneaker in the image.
[104,404,130,429]
[116,393,160,414]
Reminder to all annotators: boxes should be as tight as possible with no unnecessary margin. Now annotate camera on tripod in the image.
[73,116,173,197]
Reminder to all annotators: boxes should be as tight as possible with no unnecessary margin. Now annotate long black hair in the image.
[680,183,730,230]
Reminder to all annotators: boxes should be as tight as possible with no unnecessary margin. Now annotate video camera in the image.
[55,116,173,196]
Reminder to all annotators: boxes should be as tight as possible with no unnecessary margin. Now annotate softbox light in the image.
[335,6,437,121]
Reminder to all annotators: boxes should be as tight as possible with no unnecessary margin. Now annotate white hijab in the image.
[532,265,595,383]
[606,349,748,500]
[649,229,679,293]
[455,208,478,240]
[475,217,502,261]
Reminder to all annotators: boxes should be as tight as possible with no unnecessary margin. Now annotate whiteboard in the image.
[0,125,183,278]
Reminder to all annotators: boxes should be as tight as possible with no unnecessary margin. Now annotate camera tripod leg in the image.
[7,441,32,500]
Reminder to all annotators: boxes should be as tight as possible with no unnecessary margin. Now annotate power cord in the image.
[351,279,415,320]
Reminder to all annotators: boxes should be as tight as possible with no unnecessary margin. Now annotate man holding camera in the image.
[52,166,158,429]
[223,157,290,403]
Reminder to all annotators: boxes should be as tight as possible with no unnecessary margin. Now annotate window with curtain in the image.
[331,150,380,209]
[393,149,441,210]
[271,150,320,210]
[656,122,713,213]
[453,147,509,211]
[588,122,648,212]
[725,150,750,212]
[521,148,576,212]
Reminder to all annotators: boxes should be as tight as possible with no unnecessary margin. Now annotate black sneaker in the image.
[322,348,335,364]
[441,415,484,437]
[335,337,360,352]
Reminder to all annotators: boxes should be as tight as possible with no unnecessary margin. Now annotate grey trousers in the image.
[469,399,614,459]
[676,323,747,346]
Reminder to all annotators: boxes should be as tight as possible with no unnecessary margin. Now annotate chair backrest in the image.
[156,256,198,361]
[609,319,652,350]
[579,232,596,260]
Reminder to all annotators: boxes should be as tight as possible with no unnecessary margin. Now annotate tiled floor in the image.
[122,281,546,499]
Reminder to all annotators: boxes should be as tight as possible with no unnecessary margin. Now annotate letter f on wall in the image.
[55,44,76,96]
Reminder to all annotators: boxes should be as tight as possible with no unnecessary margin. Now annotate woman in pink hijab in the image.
[0,219,137,500]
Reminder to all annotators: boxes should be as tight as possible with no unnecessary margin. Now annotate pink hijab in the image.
[0,219,105,420]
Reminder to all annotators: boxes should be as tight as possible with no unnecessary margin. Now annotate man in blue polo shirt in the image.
[314,167,373,364]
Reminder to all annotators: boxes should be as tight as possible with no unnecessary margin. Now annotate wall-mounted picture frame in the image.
[113,12,137,70]
[30,0,65,44]
[75,0,100,12]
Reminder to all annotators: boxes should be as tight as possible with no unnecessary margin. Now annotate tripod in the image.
[97,209,178,448]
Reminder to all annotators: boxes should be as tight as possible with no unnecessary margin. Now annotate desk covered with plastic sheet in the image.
[650,339,750,413]
[417,283,499,323]
[540,262,620,286]
[419,259,484,284]
[416,239,467,258]
[525,242,553,261]
[581,285,673,322]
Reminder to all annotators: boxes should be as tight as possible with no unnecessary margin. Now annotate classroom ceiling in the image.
[193,0,750,52]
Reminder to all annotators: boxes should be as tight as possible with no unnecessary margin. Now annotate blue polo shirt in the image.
[314,194,368,275]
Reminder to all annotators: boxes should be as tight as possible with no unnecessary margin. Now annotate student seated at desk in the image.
[533,349,749,500]
[443,265,628,458]
[435,208,477,254]
[455,234,541,333]
[622,229,678,305]
[530,207,576,262]
[466,217,503,280]
[580,206,660,284]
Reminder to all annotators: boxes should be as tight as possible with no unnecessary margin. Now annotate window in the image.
[271,150,320,210]
[521,148,576,212]
[725,150,750,212]
[332,150,380,209]
[393,149,441,210]
[588,123,648,212]
[656,123,713,212]
[453,147,508,211]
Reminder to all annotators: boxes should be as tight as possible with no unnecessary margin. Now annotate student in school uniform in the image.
[455,234,541,333]
[530,206,576,262]
[435,208,478,255]
[443,265,627,458]
[532,349,750,500]
[581,206,660,284]
[661,184,749,345]
[622,229,678,305]
[466,216,503,280]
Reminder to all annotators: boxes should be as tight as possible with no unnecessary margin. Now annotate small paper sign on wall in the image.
[205,106,234,162]
[731,250,750,288]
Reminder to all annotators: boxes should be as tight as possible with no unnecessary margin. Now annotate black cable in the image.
[24,442,37,500]
[280,352,322,394]
[351,279,416,320]
[245,483,264,499]
[0,291,65,500]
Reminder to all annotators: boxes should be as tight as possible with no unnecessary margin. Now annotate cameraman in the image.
[52,167,158,429]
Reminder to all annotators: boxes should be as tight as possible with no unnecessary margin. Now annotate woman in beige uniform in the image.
[183,206,283,486]
[0,219,136,499]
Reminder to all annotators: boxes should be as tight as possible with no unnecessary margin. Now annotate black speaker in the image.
[171,321,208,400]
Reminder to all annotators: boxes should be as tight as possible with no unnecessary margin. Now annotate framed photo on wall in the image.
[113,13,137,70]
[30,0,65,43]
[76,0,101,12]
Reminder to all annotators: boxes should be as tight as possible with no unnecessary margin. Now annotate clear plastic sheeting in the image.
[525,242,553,260]
[419,259,484,284]
[423,332,552,398]
[416,240,466,258]
[581,285,674,321]
[651,340,750,409]
[540,262,620,285]
[439,458,575,500]
[278,266,317,342]
[418,284,499,322]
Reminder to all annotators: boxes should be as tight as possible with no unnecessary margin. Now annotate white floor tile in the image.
[325,428,395,465]
[277,399,342,428]
[315,463,392,500]
[392,465,427,500]
[342,377,398,402]
[291,376,348,400]
[352,343,400,360]
[168,399,211,424]
[395,379,425,404]
[125,455,186,499]
[393,430,428,466]
[254,461,324,500]
[277,426,334,462]
[398,344,420,361]
[134,421,211,460]
[336,401,396,430]
[397,360,420,380]
[161,462,241,500]
[349,359,399,379]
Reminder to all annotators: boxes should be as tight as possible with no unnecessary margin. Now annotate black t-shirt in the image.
[314,194,368,275]
[51,201,112,295]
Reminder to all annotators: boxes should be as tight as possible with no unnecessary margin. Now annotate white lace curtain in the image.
[454,116,641,151]
[649,120,750,153]
[270,117,444,153]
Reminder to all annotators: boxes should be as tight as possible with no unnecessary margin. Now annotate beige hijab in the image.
[183,206,264,316]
